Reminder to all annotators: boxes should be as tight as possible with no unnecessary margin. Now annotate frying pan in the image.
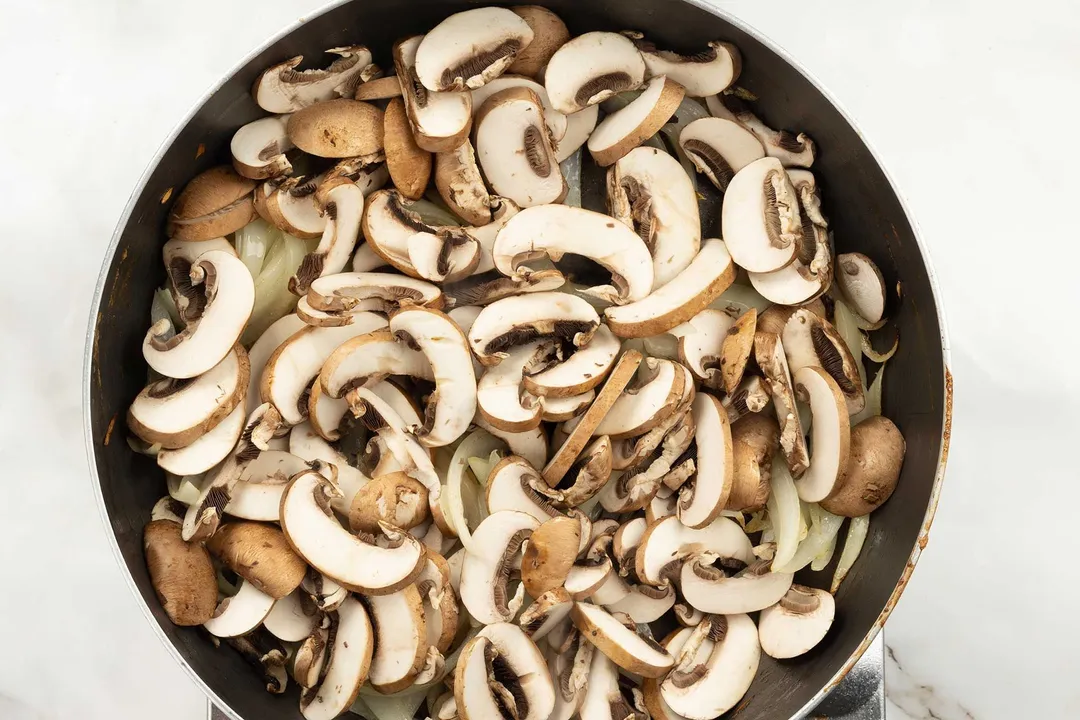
[83,1,953,718]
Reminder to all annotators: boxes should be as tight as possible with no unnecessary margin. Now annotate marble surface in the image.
[0,0,1076,718]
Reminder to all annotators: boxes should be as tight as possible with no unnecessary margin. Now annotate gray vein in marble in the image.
[886,645,976,720]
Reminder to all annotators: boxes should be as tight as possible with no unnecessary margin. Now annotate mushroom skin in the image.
[166,166,257,241]
[821,416,906,517]
[384,96,432,200]
[728,413,779,511]
[660,613,760,719]
[434,140,493,226]
[206,522,307,599]
[287,99,385,159]
[144,519,218,626]
[252,45,373,113]
[521,515,581,597]
[836,252,887,324]
[508,6,570,78]
[544,31,647,114]
[348,471,430,533]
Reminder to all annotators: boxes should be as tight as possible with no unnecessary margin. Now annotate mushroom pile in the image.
[133,6,908,720]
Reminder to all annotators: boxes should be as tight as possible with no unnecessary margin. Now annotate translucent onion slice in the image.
[861,333,898,363]
[767,452,802,569]
[659,123,698,191]
[711,283,772,315]
[415,194,464,227]
[353,690,426,720]
[833,299,866,387]
[234,218,279,277]
[445,430,504,553]
[774,503,844,573]
[561,149,583,209]
[167,473,203,505]
[242,231,307,346]
[851,364,886,426]
[811,528,838,572]
[831,515,870,593]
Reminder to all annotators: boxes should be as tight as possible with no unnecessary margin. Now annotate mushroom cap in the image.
[782,309,865,414]
[508,6,570,78]
[349,471,430,533]
[471,74,568,140]
[467,291,599,366]
[252,45,373,113]
[680,555,793,614]
[660,614,760,719]
[792,366,851,503]
[384,96,432,200]
[155,401,246,476]
[393,35,474,153]
[721,157,801,272]
[459,509,539,624]
[365,585,428,693]
[203,580,276,638]
[544,32,646,114]
[523,322,620,398]
[287,99,384,158]
[679,116,763,192]
[206,521,307,600]
[605,238,736,338]
[635,39,741,97]
[144,519,218,626]
[676,392,734,528]
[521,515,581,598]
[588,75,685,167]
[300,596,375,720]
[836,252,887,324]
[258,176,325,240]
[570,602,674,677]
[555,104,600,162]
[434,140,493,227]
[415,7,534,92]
[166,166,256,241]
[720,307,758,394]
[231,115,294,180]
[635,514,753,587]
[758,585,835,659]
[353,75,404,101]
[728,412,779,512]
[822,416,906,516]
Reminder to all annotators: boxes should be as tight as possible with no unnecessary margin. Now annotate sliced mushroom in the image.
[522,515,581,597]
[836,252,887,325]
[289,180,365,294]
[680,551,792,614]
[455,627,553,720]
[570,602,673,677]
[301,568,349,612]
[385,96,432,199]
[394,35,473,153]
[708,93,816,168]
[468,291,599,366]
[408,227,482,283]
[156,402,246,476]
[754,331,810,477]
[365,585,428,693]
[473,415,549,471]
[721,157,801,272]
[293,615,331,689]
[349,471,430,533]
[660,614,760,719]
[578,636,648,720]
[727,413,779,511]
[494,205,654,304]
[608,403,696,510]
[792,366,851,502]
[161,236,237,321]
[288,422,371,509]
[226,628,290,695]
[635,514,753,587]
[783,309,865,414]
[325,156,390,198]
[758,585,835,659]
[203,579,276,638]
[459,510,539,624]
[520,323,619,399]
[605,238,736,339]
[594,358,688,439]
[415,7,533,92]
[346,386,441,498]
[434,140,492,226]
[545,32,646,114]
[477,342,551,431]
[144,251,255,379]
[673,393,733,528]
[476,87,566,208]
[253,46,373,113]
[519,587,573,641]
[144,519,218,626]
[354,74,404,101]
[166,166,256,241]
[320,328,432,399]
[553,104,598,162]
[722,375,771,425]
[472,75,568,139]
[207,521,307,599]
[554,435,613,507]
[607,582,676,624]
[360,188,440,275]
[300,597,375,720]
[508,6,570,78]
[264,589,320,642]
[287,99,384,159]
[721,308,758,394]
[667,309,732,391]
[623,36,738,98]
[445,268,566,308]
[246,314,305,414]
[588,76,684,167]
[608,146,701,287]
[308,272,441,315]
[822,416,906,516]
[679,117,764,192]
[257,176,325,239]
[280,470,424,593]
[416,550,460,653]
[231,116,294,180]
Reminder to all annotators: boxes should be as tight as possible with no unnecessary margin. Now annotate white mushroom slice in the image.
[300,596,375,720]
[783,309,865,414]
[476,87,566,208]
[471,75,568,140]
[541,391,594,422]
[416,551,459,653]
[630,38,741,97]
[155,402,244,475]
[307,271,442,314]
[264,589,319,642]
[605,238,735,339]
[721,157,802,273]
[676,393,734,529]
[612,517,648,573]
[722,375,772,424]
[607,582,676,623]
[668,309,733,390]
[755,332,810,477]
[231,116,294,179]
[579,637,647,720]
[570,602,673,677]
[347,386,441,498]
[301,569,348,612]
[486,455,562,524]
[353,74,403,101]
[434,142,493,229]
[390,306,477,447]
[546,628,592,720]
[476,623,556,720]
[545,32,646,114]
[680,553,793,614]
[477,342,550,431]
[407,227,482,282]
[635,515,753,587]
[758,585,835,659]
[523,324,620,398]
[445,268,566,309]
[588,76,684,167]
[453,637,505,720]
[707,94,816,168]
[361,189,445,275]
[161,236,237,320]
[791,367,851,502]
[594,358,686,438]
[660,614,760,719]
[366,585,428,693]
[246,314,306,414]
[556,104,600,162]
[280,470,424,594]
[564,558,613,601]
[203,580,275,638]
[253,45,373,113]
[641,627,692,720]
[519,587,573,641]
[257,176,326,240]
[608,146,700,288]
[473,415,548,470]
[143,251,255,379]
[747,223,832,306]
[468,291,599,366]
[394,36,473,153]
[494,205,654,304]
[679,117,764,192]
[324,156,390,199]
[261,314,387,425]
[454,196,520,275]
[415,7,534,91]
[289,181,365,294]
[459,510,539,624]
[836,252,887,323]
[320,328,433,399]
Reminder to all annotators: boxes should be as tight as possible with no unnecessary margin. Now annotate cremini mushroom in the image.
[521,515,581,597]
[253,45,373,113]
[836,252,887,324]
[754,331,810,477]
[758,585,835,659]
[472,75,568,140]
[783,308,865,414]
[708,93,816,168]
[476,341,551,431]
[545,32,646,114]
[722,376,772,425]
[668,308,733,391]
[792,366,851,503]
[349,471,430,533]
[415,7,534,91]
[553,435,613,506]
[570,602,674,677]
[821,416,906,516]
[161,236,237,321]
[459,509,539,624]
[300,596,375,720]
[166,166,257,241]
[360,188,449,275]
[231,116,294,180]
[728,413,779,512]
[206,521,307,599]
[144,519,218,626]
[365,585,428,693]
[353,74,404,101]
[594,358,690,439]
[523,323,620,398]
[407,227,482,284]
[578,637,649,720]
[628,36,741,97]
[588,75,685,167]
[508,6,570,78]
[678,116,763,192]
[320,328,433,399]
[300,273,442,327]
[680,552,792,615]
[289,179,365,294]
[384,96,432,199]
[721,157,802,273]
[556,104,600,161]
[434,140,493,226]
[256,176,325,239]
[454,623,555,720]
[301,568,348,612]
[467,291,599,366]
[660,613,760,719]
[519,587,574,641]
[635,514,753,587]
[287,99,384,159]
[720,307,757,394]
[393,35,473,153]
[203,580,276,638]
[155,402,246,476]
[674,393,733,528]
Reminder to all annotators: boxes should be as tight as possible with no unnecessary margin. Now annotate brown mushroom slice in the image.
[721,157,802,273]
[476,87,566,208]
[660,614,760,719]
[468,291,599,366]
[156,402,246,476]
[570,602,673,677]
[588,76,685,167]
[144,519,218,626]
[555,435,613,507]
[783,309,865,414]
[721,308,758,394]
[485,456,561,525]
[384,96,432,200]
[678,117,764,192]
[231,116,294,180]
[289,180,365,294]
[434,140,493,227]
[286,99,384,160]
[166,166,257,241]
[207,521,307,599]
[758,585,835,659]
[606,238,736,340]
[642,627,693,719]
[708,93,816,168]
[593,358,687,439]
[459,509,539,624]
[308,271,441,314]
[203,579,276,638]
[354,74,404,101]
[393,36,473,153]
[361,188,444,275]
[680,553,792,614]
[754,331,810,477]
[792,366,851,502]
[143,251,255,379]
[281,470,424,594]
[508,6,570,78]
[253,45,373,113]
[287,422,371,511]
[608,146,701,287]
[477,342,551,431]
[722,375,771,425]
[635,514,753,587]
[540,391,594,422]
[609,403,696,508]
[300,597,375,720]
[545,32,646,114]
[545,628,592,720]
[415,7,533,92]
[347,386,441,498]
[293,615,331,689]
[675,393,734,528]
[320,328,432,399]
[366,585,428,693]
[756,299,825,335]
[836,252,887,324]
[476,622,556,720]
[523,324,619,398]
[302,569,348,612]
[494,204,654,304]
[263,589,320,642]
[728,413,779,512]
[821,416,906,517]
[415,550,460,654]
[522,515,582,597]
[472,75,568,140]
[257,176,325,239]
[349,471,430,533]
[407,227,482,283]
[519,587,574,641]
[668,309,733,391]
[626,36,740,97]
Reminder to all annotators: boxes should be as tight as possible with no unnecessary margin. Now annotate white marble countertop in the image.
[1,0,1076,718]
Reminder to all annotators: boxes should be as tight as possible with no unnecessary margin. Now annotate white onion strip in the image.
[444,430,504,553]
[831,515,870,593]
[767,453,802,570]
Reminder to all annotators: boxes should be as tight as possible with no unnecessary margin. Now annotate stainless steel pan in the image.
[84,1,952,718]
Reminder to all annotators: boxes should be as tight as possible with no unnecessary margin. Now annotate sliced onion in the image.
[600,90,643,114]
[766,453,802,569]
[561,149,583,209]
[851,363,886,426]
[642,332,680,360]
[831,515,870,593]
[234,218,278,277]
[126,436,162,456]
[811,528,838,572]
[668,96,711,127]
[354,690,427,720]
[467,450,502,488]
[151,287,181,329]
[775,503,844,574]
[241,232,306,346]
[711,283,772,315]
[720,509,746,529]
[167,473,203,505]
[862,333,899,363]
[416,193,464,227]
[355,626,480,704]
[744,510,768,534]
[659,123,698,191]
[640,134,667,152]
[445,430,504,553]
